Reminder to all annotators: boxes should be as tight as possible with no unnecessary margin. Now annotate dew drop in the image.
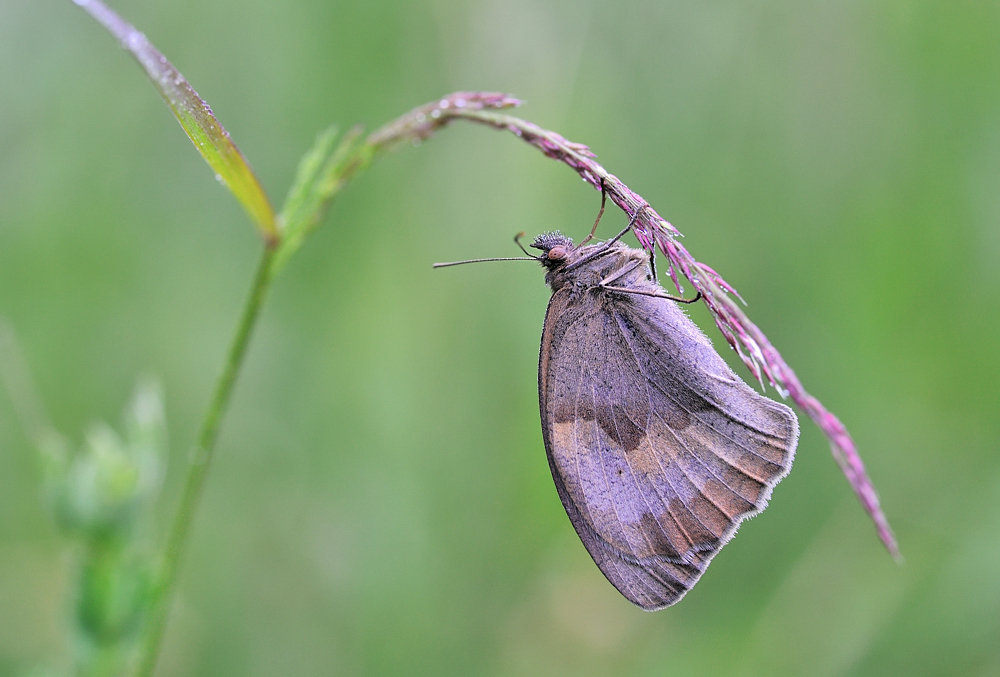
[439,99,450,108]
[415,113,426,123]
[125,33,143,50]
[431,109,441,119]
[215,173,223,183]
[455,98,466,107]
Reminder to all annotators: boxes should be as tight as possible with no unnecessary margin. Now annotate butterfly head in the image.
[530,232,575,269]
[531,230,644,292]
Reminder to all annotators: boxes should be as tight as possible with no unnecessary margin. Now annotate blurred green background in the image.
[2,0,999,675]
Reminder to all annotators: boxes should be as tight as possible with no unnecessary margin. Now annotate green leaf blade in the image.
[74,0,278,244]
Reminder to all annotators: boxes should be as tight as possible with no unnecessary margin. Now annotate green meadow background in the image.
[2,1,999,675]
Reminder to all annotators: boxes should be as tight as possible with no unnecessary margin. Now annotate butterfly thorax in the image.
[531,232,651,294]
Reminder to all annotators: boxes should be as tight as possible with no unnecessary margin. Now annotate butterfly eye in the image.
[547,245,567,261]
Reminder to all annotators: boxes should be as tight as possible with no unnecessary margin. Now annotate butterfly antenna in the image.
[434,232,541,268]
[433,257,536,268]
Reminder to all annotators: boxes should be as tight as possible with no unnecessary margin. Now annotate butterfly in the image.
[530,227,799,610]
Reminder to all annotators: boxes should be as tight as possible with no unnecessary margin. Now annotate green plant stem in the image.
[127,94,519,677]
[133,245,276,677]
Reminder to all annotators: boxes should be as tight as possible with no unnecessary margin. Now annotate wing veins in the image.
[623,336,753,517]
[602,364,694,558]
[609,311,761,528]
[570,358,602,535]
[618,307,789,444]
[612,308,785,478]
[595,339,690,556]
[587,372,639,558]
[556,307,699,561]
[650,406,756,518]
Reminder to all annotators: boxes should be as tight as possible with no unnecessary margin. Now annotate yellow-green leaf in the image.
[74,0,277,244]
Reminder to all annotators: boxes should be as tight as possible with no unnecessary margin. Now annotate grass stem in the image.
[133,245,276,677]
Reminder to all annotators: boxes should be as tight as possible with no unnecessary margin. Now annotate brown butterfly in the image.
[435,205,800,610]
[529,227,799,610]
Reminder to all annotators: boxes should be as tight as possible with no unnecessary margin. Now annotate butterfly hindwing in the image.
[538,279,799,610]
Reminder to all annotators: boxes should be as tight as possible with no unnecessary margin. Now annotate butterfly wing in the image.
[538,286,799,610]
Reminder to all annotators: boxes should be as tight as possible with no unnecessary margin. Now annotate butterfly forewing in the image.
[538,242,799,610]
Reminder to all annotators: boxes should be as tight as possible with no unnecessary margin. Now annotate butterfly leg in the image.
[565,204,650,273]
[600,261,702,303]
[600,258,646,287]
[605,202,648,247]
[580,178,608,245]
[602,284,703,304]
